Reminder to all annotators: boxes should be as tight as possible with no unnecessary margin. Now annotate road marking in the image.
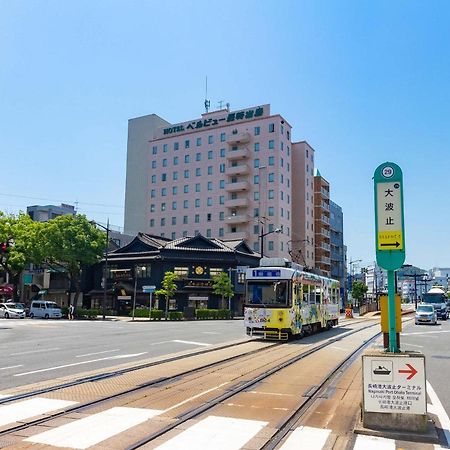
[172,339,211,347]
[427,381,450,446]
[76,349,120,358]
[404,343,423,348]
[163,382,229,413]
[202,331,220,334]
[248,391,295,397]
[153,415,267,449]
[353,434,395,449]
[25,406,161,449]
[402,330,450,336]
[10,347,60,356]
[14,352,147,377]
[0,365,23,371]
[279,426,331,450]
[0,398,77,427]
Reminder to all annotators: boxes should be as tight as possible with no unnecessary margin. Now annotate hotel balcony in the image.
[226,148,249,160]
[317,215,330,225]
[225,198,249,208]
[317,242,331,252]
[225,181,250,192]
[226,214,251,225]
[316,255,331,266]
[225,230,248,241]
[227,132,251,145]
[316,228,331,239]
[225,164,250,176]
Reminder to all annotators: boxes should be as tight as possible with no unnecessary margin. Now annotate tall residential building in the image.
[329,200,346,303]
[313,169,331,276]
[124,104,314,260]
[27,203,75,222]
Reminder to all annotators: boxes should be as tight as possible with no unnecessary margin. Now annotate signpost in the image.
[374,162,405,352]
[143,285,156,320]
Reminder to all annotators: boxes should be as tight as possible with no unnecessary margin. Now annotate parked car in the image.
[7,302,29,317]
[29,301,62,319]
[415,304,438,325]
[0,303,26,319]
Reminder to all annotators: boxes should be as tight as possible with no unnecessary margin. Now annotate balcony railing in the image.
[225,181,250,192]
[226,214,251,225]
[226,148,249,160]
[225,164,250,176]
[227,132,251,145]
[225,198,249,208]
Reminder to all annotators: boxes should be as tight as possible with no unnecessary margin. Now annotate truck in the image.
[422,287,449,320]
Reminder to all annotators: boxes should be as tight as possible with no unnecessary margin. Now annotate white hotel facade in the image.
[124,104,317,269]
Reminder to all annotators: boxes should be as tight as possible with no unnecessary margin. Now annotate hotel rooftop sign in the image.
[156,105,270,139]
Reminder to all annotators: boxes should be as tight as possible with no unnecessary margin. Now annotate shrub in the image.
[151,309,164,320]
[168,311,183,320]
[196,309,230,319]
[217,309,231,319]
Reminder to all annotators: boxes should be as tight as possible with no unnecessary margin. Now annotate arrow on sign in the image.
[398,363,417,380]
[380,242,400,248]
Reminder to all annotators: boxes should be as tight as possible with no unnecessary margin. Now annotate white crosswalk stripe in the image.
[154,415,267,450]
[353,434,396,450]
[25,406,162,449]
[279,426,331,449]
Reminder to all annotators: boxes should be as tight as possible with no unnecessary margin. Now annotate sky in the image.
[1,0,449,270]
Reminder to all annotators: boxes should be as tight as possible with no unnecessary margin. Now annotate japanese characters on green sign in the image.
[163,106,264,135]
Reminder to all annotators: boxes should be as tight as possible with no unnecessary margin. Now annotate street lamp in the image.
[259,226,283,258]
[91,219,109,320]
[348,259,362,305]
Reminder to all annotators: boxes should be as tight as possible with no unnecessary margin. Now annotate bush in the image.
[168,311,183,320]
[217,309,231,319]
[151,309,164,320]
[73,308,100,319]
[196,309,232,319]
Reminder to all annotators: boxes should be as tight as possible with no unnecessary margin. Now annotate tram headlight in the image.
[278,310,284,322]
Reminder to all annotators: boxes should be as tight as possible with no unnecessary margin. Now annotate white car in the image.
[415,304,437,325]
[0,303,26,319]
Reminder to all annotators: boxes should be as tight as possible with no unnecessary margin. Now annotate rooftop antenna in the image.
[204,76,210,113]
[218,100,225,109]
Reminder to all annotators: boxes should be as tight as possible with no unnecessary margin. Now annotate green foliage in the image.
[168,311,183,320]
[212,272,234,309]
[150,309,164,320]
[156,271,178,318]
[195,309,231,320]
[128,308,164,319]
[351,280,368,304]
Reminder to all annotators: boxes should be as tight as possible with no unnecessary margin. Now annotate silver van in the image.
[30,301,62,319]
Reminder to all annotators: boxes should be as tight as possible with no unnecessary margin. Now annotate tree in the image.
[212,271,234,310]
[351,280,368,307]
[0,213,42,300]
[38,215,106,307]
[156,271,178,319]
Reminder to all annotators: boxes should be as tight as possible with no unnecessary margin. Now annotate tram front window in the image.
[246,280,290,306]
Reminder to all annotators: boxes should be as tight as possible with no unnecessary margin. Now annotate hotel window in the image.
[268,241,274,251]
[152,146,157,154]
[161,187,167,196]
[207,213,212,221]
[269,123,275,132]
[254,208,259,217]
[219,180,225,189]
[184,169,189,178]
[195,214,200,223]
[281,158,284,167]
[184,199,189,208]
[207,181,213,190]
[207,197,213,206]
[268,207,274,216]
[172,201,177,210]
[254,225,259,234]
[208,166,213,175]
[150,219,154,227]
[195,183,201,192]
[280,174,284,184]
[287,194,290,204]
[219,196,225,204]
[151,189,155,198]
[161,173,167,181]
[174,142,179,150]
[219,228,224,237]
[268,190,274,199]
[231,193,237,199]
[219,211,225,220]
[287,210,290,219]
[220,163,225,173]
[254,158,260,168]
[220,148,225,157]
[196,168,201,176]
[254,191,259,201]
[268,224,274,232]
[306,149,309,158]
[268,156,275,166]
[161,203,166,211]
[183,215,188,224]
[173,156,178,165]
[183,230,188,237]
[269,140,274,149]
[172,186,178,195]
[287,163,290,172]
[220,132,226,142]
[287,130,290,140]
[287,178,290,187]
[281,207,284,217]
[184,155,190,163]
[184,185,189,193]
[208,150,213,159]
[163,144,168,152]
[172,216,176,225]
[208,135,213,144]
[253,242,259,252]
[287,146,290,156]
[173,171,178,180]
[151,175,156,183]
[171,232,176,240]
[281,191,284,201]
[254,175,259,184]
[254,126,260,136]
[196,152,201,161]
[281,125,284,135]
[185,139,190,149]
[206,229,212,237]
[152,161,157,169]
[254,142,260,152]
[195,198,200,207]
[150,204,155,212]
[196,137,202,146]
[161,218,165,226]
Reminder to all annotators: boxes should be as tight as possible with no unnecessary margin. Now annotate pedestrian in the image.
[68,304,74,320]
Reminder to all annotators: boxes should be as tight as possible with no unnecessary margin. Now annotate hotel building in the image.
[124,104,316,262]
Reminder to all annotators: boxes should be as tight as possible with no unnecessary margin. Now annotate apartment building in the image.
[124,104,315,260]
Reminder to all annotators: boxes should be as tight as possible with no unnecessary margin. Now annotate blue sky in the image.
[1,0,449,270]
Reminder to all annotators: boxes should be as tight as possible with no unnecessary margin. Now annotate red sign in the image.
[0,284,13,295]
[398,363,417,380]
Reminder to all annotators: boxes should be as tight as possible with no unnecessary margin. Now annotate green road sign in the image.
[374,162,406,271]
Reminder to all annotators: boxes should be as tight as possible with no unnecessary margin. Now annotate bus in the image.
[244,258,340,340]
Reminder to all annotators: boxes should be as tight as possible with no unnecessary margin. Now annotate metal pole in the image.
[102,219,109,321]
[387,269,398,352]
[149,292,153,321]
[132,266,137,321]
[228,268,232,312]
[414,274,418,309]
[260,224,264,258]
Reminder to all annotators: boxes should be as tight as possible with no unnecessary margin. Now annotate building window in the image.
[161,173,167,182]
[254,142,260,152]
[208,166,213,175]
[220,148,225,157]
[269,123,275,132]
[150,219,154,227]
[195,198,200,207]
[184,185,189,193]
[172,186,178,195]
[219,211,224,220]
[208,135,213,144]
[196,137,202,146]
[184,155,190,163]
[161,187,167,196]
[254,208,259,217]
[280,207,284,217]
[220,132,226,142]
[196,152,201,161]
[183,215,188,224]
[184,169,189,178]
[150,204,155,212]
[196,168,201,176]
[219,227,224,237]
[172,216,177,225]
[254,191,259,201]
[254,126,260,136]
[161,203,166,211]
[174,266,189,278]
[174,142,179,150]
[220,163,225,173]
[219,180,225,189]
[253,225,259,234]
[162,158,167,167]
[184,200,189,208]
[281,191,284,201]
[152,161,156,169]
[219,196,225,205]
[152,146,157,154]
[254,158,260,168]
[208,150,213,159]
[268,190,274,199]
[206,229,212,237]
[195,214,200,223]
[195,183,201,192]
[268,156,275,166]
[207,197,213,206]
[281,124,284,135]
[161,218,165,226]
[268,206,274,216]
[207,213,212,221]
[151,189,155,198]
[163,144,168,153]
[268,173,274,182]
[207,181,213,190]
[287,130,290,140]
[173,156,178,165]
[254,175,259,184]
[171,232,176,240]
[172,201,177,210]
[173,171,178,180]
[269,140,274,149]
[151,175,156,183]
[268,241,274,251]
[185,139,190,149]
[281,157,284,167]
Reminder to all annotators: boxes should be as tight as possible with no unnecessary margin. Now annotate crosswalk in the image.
[0,395,443,449]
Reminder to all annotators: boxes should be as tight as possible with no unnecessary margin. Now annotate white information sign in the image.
[362,354,426,415]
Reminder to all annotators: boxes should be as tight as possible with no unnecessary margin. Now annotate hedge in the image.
[168,311,183,320]
[128,308,165,320]
[195,309,231,320]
